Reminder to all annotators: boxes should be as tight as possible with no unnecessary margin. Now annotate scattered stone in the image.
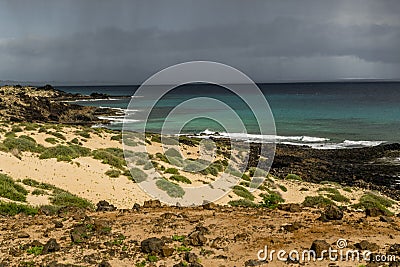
[70,225,89,243]
[310,240,330,257]
[38,205,57,216]
[355,240,379,251]
[141,237,165,254]
[388,244,400,256]
[202,201,218,210]
[380,216,394,223]
[366,208,386,217]
[319,204,343,221]
[54,221,64,228]
[161,245,174,257]
[17,232,30,238]
[278,203,301,212]
[132,203,141,211]
[234,233,250,242]
[245,259,265,266]
[184,252,198,263]
[98,261,112,267]
[194,225,210,235]
[282,222,301,232]
[143,200,162,208]
[96,200,117,212]
[42,238,60,254]
[188,231,207,246]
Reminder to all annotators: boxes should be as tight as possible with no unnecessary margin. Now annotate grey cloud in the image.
[0,0,399,83]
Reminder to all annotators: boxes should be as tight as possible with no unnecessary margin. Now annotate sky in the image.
[0,0,399,84]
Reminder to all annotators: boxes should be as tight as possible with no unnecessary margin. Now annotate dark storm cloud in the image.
[0,0,399,83]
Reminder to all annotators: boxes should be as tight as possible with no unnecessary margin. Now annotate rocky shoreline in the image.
[0,85,117,125]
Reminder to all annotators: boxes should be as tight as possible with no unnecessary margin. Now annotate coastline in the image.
[1,85,400,266]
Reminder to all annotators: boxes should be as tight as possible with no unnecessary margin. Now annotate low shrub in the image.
[165,148,182,158]
[3,136,43,153]
[105,169,121,178]
[232,185,254,201]
[0,202,38,216]
[228,199,258,208]
[249,167,268,177]
[92,148,126,169]
[48,131,66,140]
[50,191,93,209]
[11,125,23,132]
[155,153,170,163]
[0,173,28,202]
[40,145,91,162]
[170,175,192,184]
[129,167,148,183]
[32,189,48,196]
[302,196,333,207]
[285,174,302,181]
[260,192,285,209]
[76,131,91,139]
[44,137,58,144]
[165,168,180,175]
[156,178,185,198]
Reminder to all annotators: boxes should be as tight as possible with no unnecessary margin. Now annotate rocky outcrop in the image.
[0,85,117,124]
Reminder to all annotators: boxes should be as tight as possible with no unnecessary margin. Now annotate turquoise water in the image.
[59,82,400,148]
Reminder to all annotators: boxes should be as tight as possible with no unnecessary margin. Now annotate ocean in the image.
[58,82,400,149]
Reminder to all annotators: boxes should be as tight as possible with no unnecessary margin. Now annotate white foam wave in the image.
[194,129,383,149]
[97,116,141,123]
[64,98,121,103]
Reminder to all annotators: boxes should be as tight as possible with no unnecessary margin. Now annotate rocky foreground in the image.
[1,200,400,267]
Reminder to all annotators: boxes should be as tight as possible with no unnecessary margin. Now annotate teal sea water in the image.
[59,82,400,149]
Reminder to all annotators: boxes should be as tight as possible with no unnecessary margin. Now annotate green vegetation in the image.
[92,148,126,169]
[170,175,192,184]
[232,185,254,201]
[260,192,284,209]
[147,255,158,262]
[22,179,58,191]
[44,137,58,144]
[352,192,394,215]
[228,199,258,208]
[278,184,288,192]
[11,125,23,132]
[285,174,302,181]
[0,174,28,202]
[302,196,333,207]
[70,137,79,144]
[165,168,180,175]
[155,152,170,163]
[129,167,148,182]
[111,134,122,141]
[105,169,121,178]
[3,136,43,153]
[156,179,185,198]
[48,131,66,140]
[249,167,268,177]
[172,235,186,242]
[343,187,353,193]
[50,191,94,209]
[76,130,91,139]
[26,246,43,256]
[168,156,184,167]
[165,148,182,158]
[318,187,350,203]
[0,202,38,216]
[40,144,90,162]
[23,123,39,131]
[32,189,47,196]
[175,245,192,252]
